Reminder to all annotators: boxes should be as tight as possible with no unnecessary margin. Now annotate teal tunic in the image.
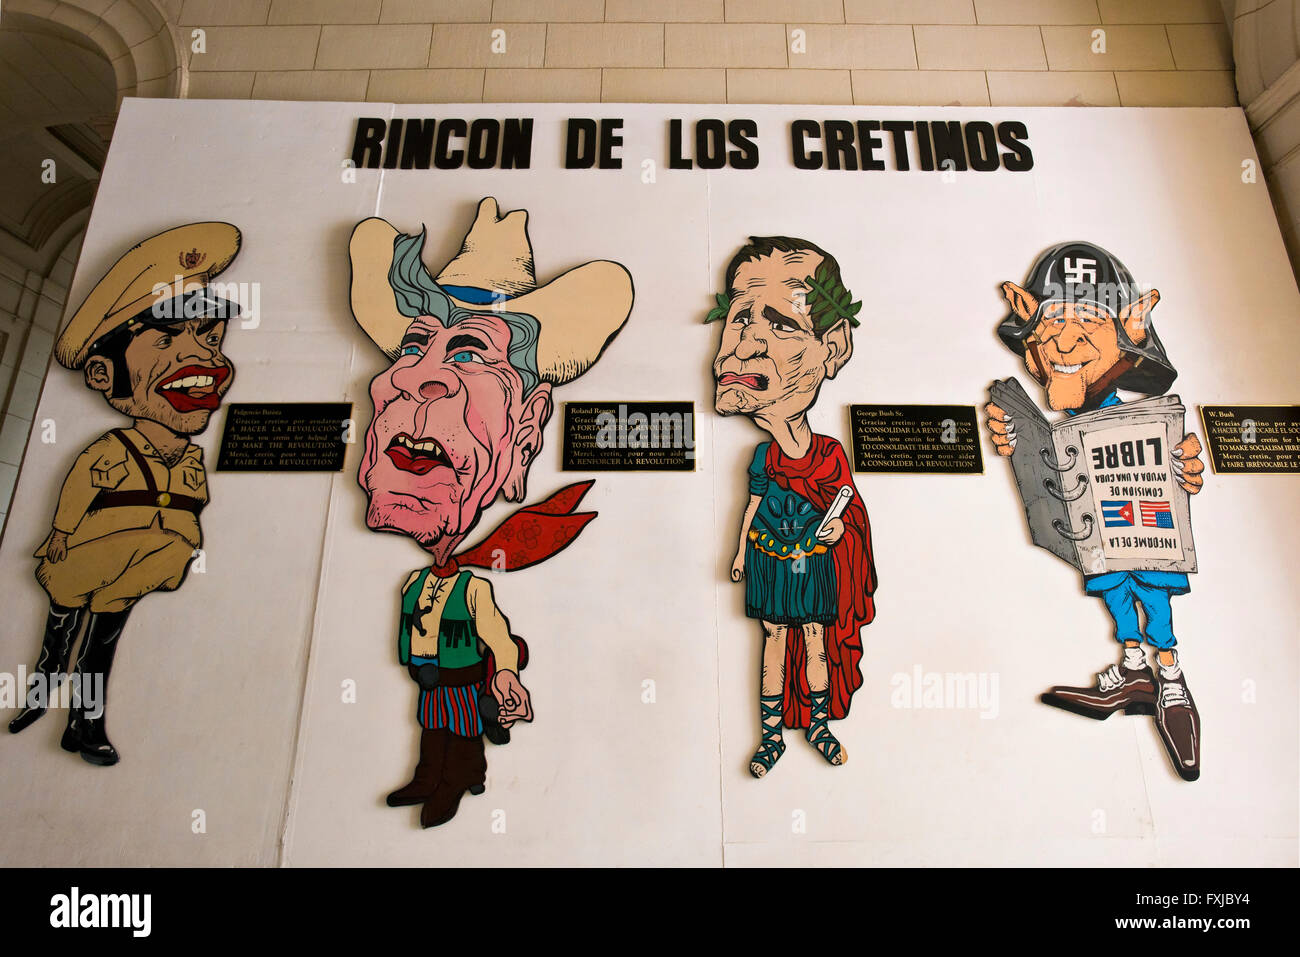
[744,443,837,625]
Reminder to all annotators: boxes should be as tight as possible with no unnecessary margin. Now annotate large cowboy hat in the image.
[349,197,633,385]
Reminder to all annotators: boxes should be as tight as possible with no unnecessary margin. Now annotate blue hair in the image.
[388,228,542,395]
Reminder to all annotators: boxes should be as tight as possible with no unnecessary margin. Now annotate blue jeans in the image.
[1085,571,1189,650]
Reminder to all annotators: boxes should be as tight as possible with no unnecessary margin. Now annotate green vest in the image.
[397,569,482,668]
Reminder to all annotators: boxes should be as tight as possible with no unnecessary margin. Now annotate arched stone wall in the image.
[0,3,148,524]
[0,218,87,529]
[4,0,183,104]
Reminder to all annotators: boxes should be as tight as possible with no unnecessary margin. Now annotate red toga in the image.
[765,435,877,729]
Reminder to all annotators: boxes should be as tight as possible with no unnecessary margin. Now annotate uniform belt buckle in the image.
[156,492,171,507]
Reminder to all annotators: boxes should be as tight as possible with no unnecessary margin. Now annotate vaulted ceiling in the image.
[0,11,114,262]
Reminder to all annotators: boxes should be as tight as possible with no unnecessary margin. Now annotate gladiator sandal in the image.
[806,689,847,766]
[749,694,786,779]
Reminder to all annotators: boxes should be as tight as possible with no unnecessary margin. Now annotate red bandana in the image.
[429,480,598,578]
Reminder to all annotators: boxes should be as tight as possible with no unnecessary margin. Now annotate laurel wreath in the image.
[705,292,731,323]
[704,266,862,332]
[803,263,862,330]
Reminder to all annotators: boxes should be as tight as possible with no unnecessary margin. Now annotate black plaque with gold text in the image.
[216,402,353,472]
[849,404,983,474]
[562,401,695,471]
[1199,405,1300,473]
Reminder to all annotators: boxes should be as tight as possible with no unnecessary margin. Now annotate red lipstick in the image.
[155,365,230,413]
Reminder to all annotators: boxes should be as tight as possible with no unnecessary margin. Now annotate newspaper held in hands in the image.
[990,377,1196,575]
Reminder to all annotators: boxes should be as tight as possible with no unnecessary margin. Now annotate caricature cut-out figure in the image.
[709,237,877,778]
[7,224,241,765]
[349,198,632,828]
[985,242,1205,781]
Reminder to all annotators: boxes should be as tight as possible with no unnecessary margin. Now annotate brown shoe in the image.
[1041,663,1157,720]
[420,732,487,828]
[1154,672,1200,782]
[387,728,447,807]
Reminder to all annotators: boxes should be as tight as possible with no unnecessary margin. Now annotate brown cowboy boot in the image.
[1154,670,1200,782]
[1041,662,1157,720]
[387,728,447,807]
[420,732,487,828]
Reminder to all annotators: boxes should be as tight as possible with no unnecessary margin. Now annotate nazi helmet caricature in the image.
[997,241,1177,409]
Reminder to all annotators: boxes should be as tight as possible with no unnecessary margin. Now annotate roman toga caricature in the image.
[708,236,878,778]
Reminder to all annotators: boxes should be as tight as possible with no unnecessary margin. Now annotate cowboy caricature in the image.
[349,198,633,828]
[8,223,242,765]
[708,236,878,778]
[985,242,1205,781]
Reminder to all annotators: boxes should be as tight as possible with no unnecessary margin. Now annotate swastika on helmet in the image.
[1063,257,1097,285]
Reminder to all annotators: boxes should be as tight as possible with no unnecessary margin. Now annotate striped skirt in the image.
[418,681,485,737]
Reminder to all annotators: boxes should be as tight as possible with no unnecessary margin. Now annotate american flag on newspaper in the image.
[1139,500,1174,529]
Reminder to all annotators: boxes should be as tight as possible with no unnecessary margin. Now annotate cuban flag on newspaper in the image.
[1102,500,1134,527]
[1139,500,1174,529]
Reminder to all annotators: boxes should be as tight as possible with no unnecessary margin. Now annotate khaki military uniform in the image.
[36,427,206,614]
[8,221,242,761]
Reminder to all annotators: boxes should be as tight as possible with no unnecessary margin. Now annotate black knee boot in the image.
[61,608,130,766]
[8,603,84,734]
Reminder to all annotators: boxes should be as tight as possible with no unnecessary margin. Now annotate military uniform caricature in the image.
[7,223,241,766]
[349,198,632,829]
[985,242,1205,781]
